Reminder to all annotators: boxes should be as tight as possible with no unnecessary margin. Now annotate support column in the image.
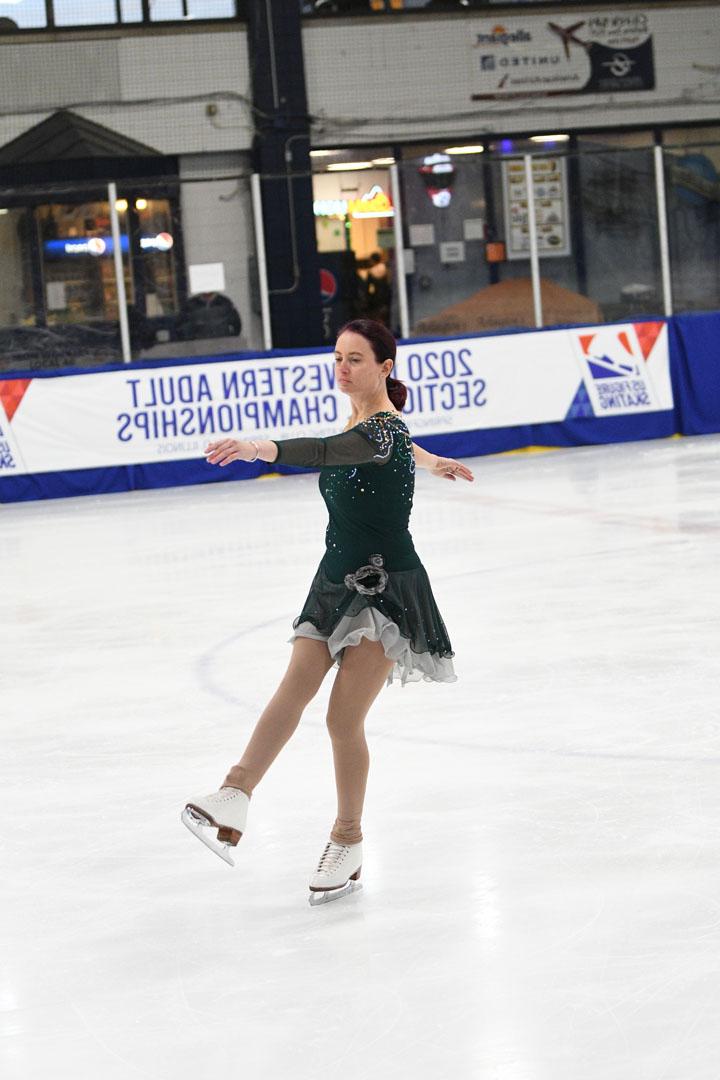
[246,0,323,348]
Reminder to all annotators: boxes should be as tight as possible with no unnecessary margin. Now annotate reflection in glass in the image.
[664,143,720,313]
[0,209,35,328]
[147,0,236,17]
[0,0,47,29]
[52,0,117,24]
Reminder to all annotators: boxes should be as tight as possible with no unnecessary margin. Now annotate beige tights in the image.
[222,637,394,846]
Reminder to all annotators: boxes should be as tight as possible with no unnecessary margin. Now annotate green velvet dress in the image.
[273,411,456,686]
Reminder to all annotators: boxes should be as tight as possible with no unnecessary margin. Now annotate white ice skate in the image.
[181,787,249,866]
[308,839,363,906]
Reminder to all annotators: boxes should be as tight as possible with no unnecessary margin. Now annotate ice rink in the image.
[2,433,720,1080]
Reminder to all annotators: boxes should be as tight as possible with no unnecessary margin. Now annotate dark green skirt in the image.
[289,555,456,686]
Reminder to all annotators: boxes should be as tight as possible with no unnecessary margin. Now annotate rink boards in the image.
[1,312,718,502]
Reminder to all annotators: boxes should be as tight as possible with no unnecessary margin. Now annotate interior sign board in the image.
[502,157,571,259]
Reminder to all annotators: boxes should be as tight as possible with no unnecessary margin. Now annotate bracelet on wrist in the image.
[247,440,260,463]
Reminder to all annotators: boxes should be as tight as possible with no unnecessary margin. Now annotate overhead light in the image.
[0,209,8,216]
[326,161,374,171]
[372,157,395,166]
[530,134,570,143]
[443,145,484,155]
[135,198,148,210]
[115,198,128,212]
[310,149,339,157]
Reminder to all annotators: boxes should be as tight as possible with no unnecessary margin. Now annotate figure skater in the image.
[182,319,474,904]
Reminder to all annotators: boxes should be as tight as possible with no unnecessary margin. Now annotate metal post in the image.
[108,182,131,364]
[653,145,674,316]
[390,163,410,340]
[251,173,273,351]
[523,154,543,328]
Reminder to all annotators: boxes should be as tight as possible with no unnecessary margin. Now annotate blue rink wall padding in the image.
[667,313,720,436]
[1,312,718,503]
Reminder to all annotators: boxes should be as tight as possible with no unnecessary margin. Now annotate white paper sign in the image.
[188,262,226,294]
[409,224,435,247]
[46,282,67,310]
[440,241,466,264]
[463,218,485,241]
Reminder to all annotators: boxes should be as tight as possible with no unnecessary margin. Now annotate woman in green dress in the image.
[182,319,474,904]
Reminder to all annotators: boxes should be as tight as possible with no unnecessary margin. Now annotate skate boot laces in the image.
[207,788,245,804]
[316,841,348,876]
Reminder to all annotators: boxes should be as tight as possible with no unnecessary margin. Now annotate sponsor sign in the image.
[0,323,670,479]
[471,12,655,99]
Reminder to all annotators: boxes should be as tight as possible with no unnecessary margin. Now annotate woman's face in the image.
[334,331,392,396]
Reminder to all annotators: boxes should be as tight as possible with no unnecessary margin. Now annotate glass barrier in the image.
[517,146,664,325]
[124,173,263,362]
[0,172,263,374]
[1,144,718,373]
[0,192,126,373]
[663,142,720,314]
[396,145,673,337]
[398,153,492,337]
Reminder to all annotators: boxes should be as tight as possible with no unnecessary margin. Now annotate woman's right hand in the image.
[204,439,256,467]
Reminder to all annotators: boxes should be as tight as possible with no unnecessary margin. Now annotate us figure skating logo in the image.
[568,324,665,418]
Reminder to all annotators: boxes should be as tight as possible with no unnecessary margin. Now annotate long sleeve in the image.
[274,417,394,468]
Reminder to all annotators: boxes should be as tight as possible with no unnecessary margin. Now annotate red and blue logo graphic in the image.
[566,322,665,419]
[320,268,338,305]
[0,378,31,470]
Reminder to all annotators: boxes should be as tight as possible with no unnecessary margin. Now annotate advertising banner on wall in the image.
[470,12,655,100]
[0,322,671,480]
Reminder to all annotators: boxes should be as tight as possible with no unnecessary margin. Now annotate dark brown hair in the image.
[337,318,407,411]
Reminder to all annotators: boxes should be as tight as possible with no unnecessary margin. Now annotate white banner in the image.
[0,322,671,477]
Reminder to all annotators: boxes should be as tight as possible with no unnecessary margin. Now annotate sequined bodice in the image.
[319,412,420,582]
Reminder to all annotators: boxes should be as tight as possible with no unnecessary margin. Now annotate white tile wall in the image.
[0,38,121,114]
[0,29,252,156]
[0,10,718,157]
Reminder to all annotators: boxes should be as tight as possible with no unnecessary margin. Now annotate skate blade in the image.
[308,881,363,907]
[181,807,235,867]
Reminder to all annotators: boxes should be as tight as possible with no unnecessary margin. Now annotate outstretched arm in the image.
[204,427,392,469]
[412,442,474,482]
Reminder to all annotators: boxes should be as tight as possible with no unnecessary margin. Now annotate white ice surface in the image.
[2,434,720,1080]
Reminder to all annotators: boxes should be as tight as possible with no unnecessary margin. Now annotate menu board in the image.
[502,157,571,260]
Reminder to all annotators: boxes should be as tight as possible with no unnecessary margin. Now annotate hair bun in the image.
[385,374,407,411]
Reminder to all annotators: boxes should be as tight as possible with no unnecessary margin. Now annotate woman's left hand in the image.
[204,439,257,466]
[430,456,474,482]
